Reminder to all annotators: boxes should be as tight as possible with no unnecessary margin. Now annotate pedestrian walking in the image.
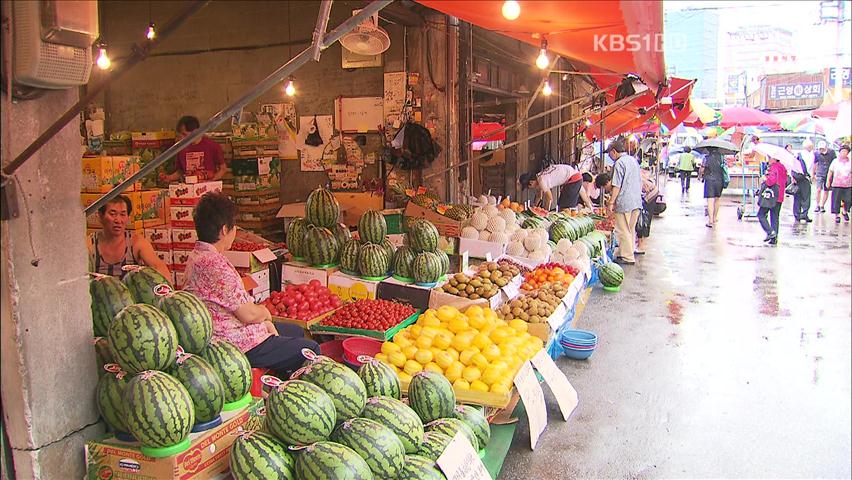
[791,140,814,223]
[605,138,643,265]
[699,149,727,228]
[813,140,837,213]
[757,154,787,245]
[826,144,851,223]
[677,146,696,195]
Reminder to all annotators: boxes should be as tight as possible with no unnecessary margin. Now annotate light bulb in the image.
[96,47,111,70]
[284,79,296,97]
[542,80,552,96]
[502,0,521,20]
[536,48,549,70]
[146,23,156,40]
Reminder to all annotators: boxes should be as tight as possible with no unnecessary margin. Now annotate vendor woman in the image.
[520,164,594,210]
[184,192,319,376]
[87,195,171,279]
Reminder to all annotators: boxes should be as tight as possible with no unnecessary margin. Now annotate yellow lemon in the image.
[432,334,452,350]
[472,333,491,350]
[421,315,441,328]
[415,335,433,349]
[435,351,454,369]
[414,348,434,365]
[402,345,419,360]
[398,371,413,383]
[374,352,389,364]
[393,335,412,348]
[490,329,510,344]
[451,335,472,351]
[470,380,490,392]
[481,344,502,362]
[462,365,482,382]
[419,327,439,339]
[490,382,511,394]
[446,348,460,361]
[444,362,464,382]
[448,317,469,334]
[509,319,529,332]
[459,348,479,366]
[389,351,407,368]
[437,305,458,322]
[425,362,443,374]
[403,359,423,375]
[471,353,489,369]
[381,342,401,355]
[453,378,471,390]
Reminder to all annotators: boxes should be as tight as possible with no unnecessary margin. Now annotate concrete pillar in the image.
[1,69,103,480]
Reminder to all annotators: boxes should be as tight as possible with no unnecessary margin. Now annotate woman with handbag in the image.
[699,150,728,228]
[757,154,788,245]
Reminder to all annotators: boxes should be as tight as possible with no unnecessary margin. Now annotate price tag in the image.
[547,302,568,330]
[461,251,469,272]
[502,277,522,299]
[513,361,547,450]
[531,350,578,421]
[485,252,493,262]
[436,432,491,480]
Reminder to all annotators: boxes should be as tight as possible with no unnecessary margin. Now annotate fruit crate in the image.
[271,307,339,329]
[309,310,422,341]
[400,379,513,409]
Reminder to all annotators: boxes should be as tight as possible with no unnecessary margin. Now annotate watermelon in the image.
[407,219,439,253]
[108,304,178,374]
[339,239,362,276]
[361,396,424,454]
[168,354,225,423]
[296,359,367,421]
[358,359,400,399]
[266,380,336,446]
[123,266,171,306]
[303,226,339,267]
[332,223,352,249]
[124,371,194,448]
[90,275,135,337]
[201,340,252,403]
[94,337,115,376]
[287,217,309,259]
[426,418,479,451]
[392,246,417,280]
[331,418,405,477]
[548,221,572,243]
[295,441,373,480]
[408,371,456,424]
[412,252,442,285]
[358,243,389,279]
[305,188,340,228]
[399,455,447,480]
[96,371,129,433]
[600,262,624,287]
[435,250,450,277]
[452,405,490,448]
[157,291,212,354]
[229,431,296,480]
[381,239,396,269]
[358,210,387,244]
[416,431,453,461]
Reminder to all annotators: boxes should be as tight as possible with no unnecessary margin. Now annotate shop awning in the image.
[683,98,719,127]
[417,1,667,88]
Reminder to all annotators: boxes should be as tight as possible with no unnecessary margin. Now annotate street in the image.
[502,179,852,479]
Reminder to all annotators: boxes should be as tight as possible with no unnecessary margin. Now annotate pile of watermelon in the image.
[90,267,253,452]
[287,188,352,268]
[231,359,489,480]
[391,219,449,286]
[338,210,396,280]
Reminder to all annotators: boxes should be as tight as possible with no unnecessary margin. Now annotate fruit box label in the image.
[145,228,173,251]
[282,262,336,286]
[376,278,432,311]
[170,206,196,228]
[171,228,198,250]
[173,250,191,266]
[328,271,380,302]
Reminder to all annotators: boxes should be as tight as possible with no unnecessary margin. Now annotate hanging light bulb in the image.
[535,38,549,70]
[284,77,296,97]
[96,46,111,70]
[502,1,521,20]
[542,80,552,96]
[146,22,156,40]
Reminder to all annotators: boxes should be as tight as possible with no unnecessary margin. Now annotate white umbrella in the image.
[753,142,798,172]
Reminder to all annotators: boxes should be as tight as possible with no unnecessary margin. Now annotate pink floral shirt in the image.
[184,241,270,352]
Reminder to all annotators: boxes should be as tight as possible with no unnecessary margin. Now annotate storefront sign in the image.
[436,433,491,480]
[768,82,823,100]
[531,350,579,421]
[828,67,851,88]
[513,361,547,450]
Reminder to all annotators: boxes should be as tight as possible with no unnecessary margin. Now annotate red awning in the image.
[417,1,667,88]
[719,107,781,129]
[472,122,507,142]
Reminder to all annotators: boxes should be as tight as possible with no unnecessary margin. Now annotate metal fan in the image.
[340,10,391,56]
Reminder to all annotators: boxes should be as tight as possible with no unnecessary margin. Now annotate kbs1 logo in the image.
[594,33,684,53]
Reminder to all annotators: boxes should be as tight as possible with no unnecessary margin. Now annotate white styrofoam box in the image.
[168,181,223,205]
[282,262,337,287]
[458,237,506,260]
[248,267,271,293]
[144,227,172,251]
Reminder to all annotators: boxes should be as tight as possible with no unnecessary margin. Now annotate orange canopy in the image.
[417,0,667,88]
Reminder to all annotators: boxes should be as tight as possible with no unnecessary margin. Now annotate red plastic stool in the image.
[250,368,270,398]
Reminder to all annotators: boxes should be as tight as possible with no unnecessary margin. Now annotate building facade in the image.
[664,9,720,105]
[721,25,795,106]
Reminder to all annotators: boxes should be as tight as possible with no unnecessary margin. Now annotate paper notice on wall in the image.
[298,115,334,171]
[342,137,364,166]
[436,433,491,480]
[531,349,579,421]
[384,72,406,125]
[513,361,547,450]
[261,102,298,159]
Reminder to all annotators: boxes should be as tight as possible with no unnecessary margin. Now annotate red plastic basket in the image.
[342,337,383,367]
[319,340,345,363]
[250,368,270,398]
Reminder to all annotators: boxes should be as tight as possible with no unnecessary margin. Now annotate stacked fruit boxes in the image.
[167,181,222,287]
[226,139,282,241]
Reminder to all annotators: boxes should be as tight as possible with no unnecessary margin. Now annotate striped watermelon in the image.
[96,371,129,433]
[168,354,225,423]
[108,304,178,374]
[303,226,339,267]
[296,359,367,421]
[124,371,194,448]
[357,243,389,279]
[416,431,453,461]
[399,455,447,480]
[600,262,624,287]
[331,418,405,477]
[158,291,212,354]
[123,266,171,306]
[94,337,115,376]
[201,340,251,403]
[339,239,362,276]
[549,220,572,243]
[332,223,352,249]
[90,275,135,337]
[358,210,387,244]
[412,252,442,285]
[392,246,417,280]
[452,405,490,448]
[229,431,296,480]
[295,441,372,480]
[408,371,455,423]
[361,396,424,454]
[358,359,400,399]
[407,219,439,253]
[286,217,309,259]
[266,380,336,446]
[426,418,479,451]
[435,250,450,277]
[305,188,340,228]
[381,238,396,269]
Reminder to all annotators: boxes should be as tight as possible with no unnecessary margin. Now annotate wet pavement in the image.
[501,179,852,479]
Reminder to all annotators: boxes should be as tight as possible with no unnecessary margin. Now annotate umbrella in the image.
[694,138,740,154]
[793,118,826,135]
[812,101,849,121]
[719,106,781,129]
[753,142,797,172]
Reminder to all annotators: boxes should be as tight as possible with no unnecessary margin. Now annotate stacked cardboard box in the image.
[167,181,223,286]
[224,140,282,241]
[131,131,176,189]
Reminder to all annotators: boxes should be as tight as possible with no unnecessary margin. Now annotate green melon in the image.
[412,252,442,285]
[305,188,340,228]
[399,455,447,480]
[229,431,296,480]
[303,226,339,267]
[265,380,336,446]
[157,290,212,354]
[124,371,194,448]
[392,246,418,280]
[407,219,439,253]
[416,431,453,461]
[96,372,129,433]
[426,418,479,451]
[452,404,490,448]
[358,358,400,399]
[408,371,456,424]
[123,267,171,306]
[295,441,373,480]
[330,417,405,477]
[90,275,135,337]
[358,210,387,244]
[339,239,362,276]
[201,340,252,403]
[168,354,225,423]
[358,243,390,278]
[108,304,178,374]
[361,396,424,454]
[296,359,367,421]
[287,217,309,259]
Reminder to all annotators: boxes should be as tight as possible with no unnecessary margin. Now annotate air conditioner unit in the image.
[13,0,98,89]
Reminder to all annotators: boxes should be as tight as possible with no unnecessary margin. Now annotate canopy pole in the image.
[85,0,393,215]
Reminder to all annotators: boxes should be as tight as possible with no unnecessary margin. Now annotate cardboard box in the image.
[155,250,173,266]
[171,228,198,250]
[404,203,462,237]
[145,227,172,251]
[112,156,142,191]
[247,267,271,293]
[81,156,143,193]
[428,286,506,311]
[138,189,168,228]
[174,271,186,288]
[234,191,279,207]
[458,238,506,260]
[172,250,191,267]
[84,399,263,480]
[230,157,280,176]
[169,181,223,206]
[328,271,381,302]
[234,174,279,192]
[333,192,384,227]
[282,261,338,286]
[224,248,276,274]
[170,206,196,228]
[376,277,433,310]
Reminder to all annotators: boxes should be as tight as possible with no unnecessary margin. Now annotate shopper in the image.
[636,168,658,255]
[606,138,643,265]
[185,192,319,377]
[813,140,837,213]
[87,195,171,280]
[791,139,814,223]
[826,144,851,223]
[520,163,594,210]
[757,154,788,245]
[160,116,227,183]
[677,146,696,195]
[582,172,604,207]
[699,149,726,228]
